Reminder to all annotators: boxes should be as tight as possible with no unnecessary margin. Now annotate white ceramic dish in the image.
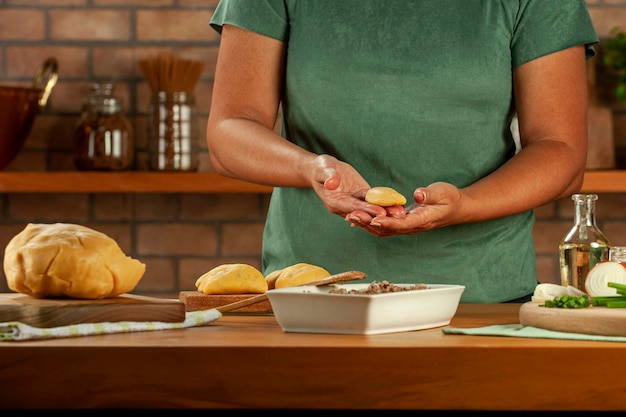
[265,283,465,335]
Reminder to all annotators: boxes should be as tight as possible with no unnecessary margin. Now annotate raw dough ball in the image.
[273,263,330,289]
[196,263,268,294]
[4,223,146,299]
[365,186,407,206]
[264,269,283,290]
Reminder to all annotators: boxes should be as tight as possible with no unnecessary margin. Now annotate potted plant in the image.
[603,27,626,102]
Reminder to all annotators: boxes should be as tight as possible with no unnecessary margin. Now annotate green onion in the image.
[607,300,626,308]
[608,281,626,292]
[592,295,626,306]
[541,295,590,308]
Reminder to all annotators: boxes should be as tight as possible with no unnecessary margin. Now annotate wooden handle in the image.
[215,271,367,313]
[216,294,268,313]
[301,270,367,287]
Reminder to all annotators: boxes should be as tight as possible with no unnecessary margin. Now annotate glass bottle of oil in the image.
[559,194,611,290]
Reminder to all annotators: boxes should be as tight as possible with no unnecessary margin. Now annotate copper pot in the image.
[0,58,58,170]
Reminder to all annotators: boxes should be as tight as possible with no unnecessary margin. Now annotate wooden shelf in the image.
[0,170,622,193]
[0,172,273,193]
[580,170,625,193]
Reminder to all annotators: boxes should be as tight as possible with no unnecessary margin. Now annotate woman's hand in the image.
[345,182,464,237]
[308,154,389,220]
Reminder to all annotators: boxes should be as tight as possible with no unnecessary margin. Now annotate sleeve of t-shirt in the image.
[209,0,289,42]
[511,0,598,68]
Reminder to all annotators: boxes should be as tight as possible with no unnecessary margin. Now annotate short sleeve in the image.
[210,0,289,42]
[511,0,598,68]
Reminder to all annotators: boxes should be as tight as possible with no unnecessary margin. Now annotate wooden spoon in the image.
[216,270,367,313]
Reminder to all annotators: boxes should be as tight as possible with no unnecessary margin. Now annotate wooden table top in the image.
[1,303,624,410]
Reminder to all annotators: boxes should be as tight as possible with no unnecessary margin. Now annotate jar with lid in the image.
[610,246,626,263]
[74,82,134,170]
[559,193,611,289]
[148,91,198,171]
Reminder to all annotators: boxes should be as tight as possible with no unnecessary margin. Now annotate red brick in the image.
[588,7,626,37]
[6,46,87,79]
[50,9,131,41]
[536,256,559,285]
[27,115,77,151]
[134,257,177,293]
[179,0,220,6]
[7,0,85,4]
[134,194,178,220]
[93,194,134,220]
[112,0,173,5]
[532,220,571,254]
[0,10,45,40]
[7,194,89,220]
[595,193,626,218]
[605,222,626,246]
[49,152,77,171]
[49,81,132,114]
[136,10,217,42]
[93,47,137,79]
[180,194,262,220]
[0,223,31,254]
[222,223,265,255]
[532,202,556,219]
[137,223,217,255]
[2,152,47,172]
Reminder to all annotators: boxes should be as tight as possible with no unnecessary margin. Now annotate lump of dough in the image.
[273,263,330,289]
[264,268,283,290]
[365,186,407,207]
[4,223,146,299]
[196,263,268,295]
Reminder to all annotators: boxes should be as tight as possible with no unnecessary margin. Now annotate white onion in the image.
[584,261,626,297]
[565,285,588,297]
[531,283,587,303]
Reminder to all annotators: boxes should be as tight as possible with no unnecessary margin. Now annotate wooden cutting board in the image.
[0,293,186,328]
[519,302,626,337]
[179,291,272,314]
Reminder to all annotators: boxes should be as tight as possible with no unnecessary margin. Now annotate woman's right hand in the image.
[308,154,388,220]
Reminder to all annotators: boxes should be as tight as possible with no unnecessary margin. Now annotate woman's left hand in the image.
[345,182,464,237]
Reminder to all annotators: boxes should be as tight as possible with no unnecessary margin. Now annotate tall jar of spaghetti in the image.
[148,91,198,171]
[74,82,134,171]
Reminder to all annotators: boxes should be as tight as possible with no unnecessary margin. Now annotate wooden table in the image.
[1,303,625,410]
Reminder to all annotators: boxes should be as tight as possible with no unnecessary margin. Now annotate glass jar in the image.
[610,246,626,263]
[74,82,134,171]
[148,91,198,171]
[559,194,611,289]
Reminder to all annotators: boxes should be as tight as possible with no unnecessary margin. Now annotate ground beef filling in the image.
[329,280,428,294]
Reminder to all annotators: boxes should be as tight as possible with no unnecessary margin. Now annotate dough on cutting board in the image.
[3,223,146,299]
[196,263,268,295]
[272,263,331,289]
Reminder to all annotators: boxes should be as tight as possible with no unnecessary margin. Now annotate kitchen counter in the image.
[1,303,624,410]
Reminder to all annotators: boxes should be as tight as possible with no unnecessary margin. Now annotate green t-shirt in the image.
[210,0,598,302]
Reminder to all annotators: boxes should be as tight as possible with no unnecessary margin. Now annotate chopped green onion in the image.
[541,295,590,308]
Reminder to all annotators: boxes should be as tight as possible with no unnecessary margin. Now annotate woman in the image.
[206,0,598,303]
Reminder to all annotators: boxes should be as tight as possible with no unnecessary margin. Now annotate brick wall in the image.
[1,0,626,297]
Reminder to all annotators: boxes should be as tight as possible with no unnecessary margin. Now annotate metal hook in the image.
[33,57,59,108]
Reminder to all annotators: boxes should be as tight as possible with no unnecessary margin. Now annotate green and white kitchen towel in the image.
[443,324,626,342]
[0,308,222,341]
